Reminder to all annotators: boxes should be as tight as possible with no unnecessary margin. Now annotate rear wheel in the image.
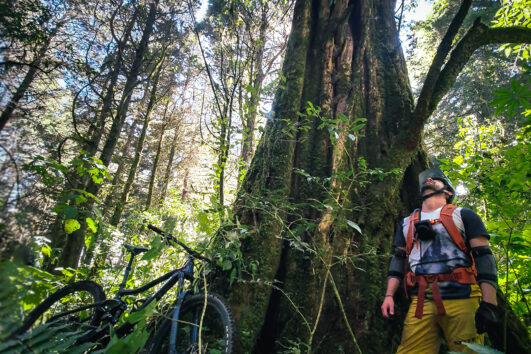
[146,293,237,354]
[11,281,106,338]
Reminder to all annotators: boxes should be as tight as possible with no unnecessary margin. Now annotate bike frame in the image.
[109,254,197,327]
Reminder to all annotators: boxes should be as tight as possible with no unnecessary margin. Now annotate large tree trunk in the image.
[146,101,172,210]
[215,1,531,353]
[222,2,416,352]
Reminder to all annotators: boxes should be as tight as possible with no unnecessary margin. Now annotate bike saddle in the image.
[123,244,149,255]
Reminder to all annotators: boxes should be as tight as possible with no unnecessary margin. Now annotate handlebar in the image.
[147,224,209,262]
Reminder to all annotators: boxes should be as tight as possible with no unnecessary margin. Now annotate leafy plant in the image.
[23,151,109,264]
[440,75,531,332]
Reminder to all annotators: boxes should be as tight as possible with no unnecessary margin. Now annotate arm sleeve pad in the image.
[387,248,406,279]
[472,246,498,288]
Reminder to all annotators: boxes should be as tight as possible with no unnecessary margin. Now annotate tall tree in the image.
[58,0,160,268]
[110,53,166,226]
[213,0,531,352]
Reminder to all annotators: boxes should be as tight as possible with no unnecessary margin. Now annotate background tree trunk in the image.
[85,7,138,156]
[158,120,180,206]
[57,0,159,268]
[0,26,58,132]
[110,57,164,226]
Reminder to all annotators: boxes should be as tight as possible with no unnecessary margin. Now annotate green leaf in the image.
[222,260,233,270]
[41,245,51,257]
[460,342,504,354]
[85,232,94,249]
[59,194,80,203]
[229,267,237,286]
[64,219,81,234]
[125,300,156,324]
[141,237,164,261]
[510,79,520,92]
[337,112,348,122]
[75,195,87,204]
[72,189,101,204]
[91,175,103,184]
[351,124,365,132]
[86,217,97,233]
[346,220,362,234]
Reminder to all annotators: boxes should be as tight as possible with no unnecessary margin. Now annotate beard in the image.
[421,184,439,194]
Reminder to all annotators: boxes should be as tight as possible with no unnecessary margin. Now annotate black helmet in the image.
[418,167,455,203]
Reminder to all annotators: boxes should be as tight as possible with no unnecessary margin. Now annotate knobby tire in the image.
[145,293,237,354]
[11,280,106,338]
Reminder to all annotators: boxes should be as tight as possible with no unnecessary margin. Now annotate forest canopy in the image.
[0,0,530,353]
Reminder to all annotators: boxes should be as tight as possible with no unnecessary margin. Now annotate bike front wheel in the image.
[146,293,237,354]
[11,280,106,338]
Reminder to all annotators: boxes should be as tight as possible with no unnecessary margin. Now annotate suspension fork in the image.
[169,258,195,354]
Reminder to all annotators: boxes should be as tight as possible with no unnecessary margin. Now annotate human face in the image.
[421,177,446,196]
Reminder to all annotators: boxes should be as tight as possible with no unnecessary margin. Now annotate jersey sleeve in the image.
[460,208,489,240]
[392,220,406,247]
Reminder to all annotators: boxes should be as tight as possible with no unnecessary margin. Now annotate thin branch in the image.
[187,0,225,119]
[413,0,472,129]
[396,0,405,34]
[430,21,531,116]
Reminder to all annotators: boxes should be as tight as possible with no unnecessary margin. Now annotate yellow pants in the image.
[397,297,484,354]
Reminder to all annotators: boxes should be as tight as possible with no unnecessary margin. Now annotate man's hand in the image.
[475,301,499,334]
[381,296,395,318]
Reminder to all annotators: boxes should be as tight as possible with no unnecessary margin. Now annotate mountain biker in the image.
[380,167,499,353]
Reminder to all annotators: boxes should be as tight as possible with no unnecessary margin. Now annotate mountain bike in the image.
[10,224,237,354]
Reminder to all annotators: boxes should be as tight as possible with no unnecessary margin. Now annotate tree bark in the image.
[86,13,135,155]
[82,120,137,266]
[145,104,169,210]
[157,118,180,207]
[239,3,269,175]
[214,1,531,352]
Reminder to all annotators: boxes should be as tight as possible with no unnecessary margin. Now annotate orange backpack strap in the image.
[406,210,420,256]
[404,210,419,298]
[439,204,467,253]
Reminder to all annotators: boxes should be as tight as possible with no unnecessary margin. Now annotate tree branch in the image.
[429,21,531,116]
[407,0,531,150]
[413,0,472,132]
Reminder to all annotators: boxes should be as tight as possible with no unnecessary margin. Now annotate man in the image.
[381,167,499,353]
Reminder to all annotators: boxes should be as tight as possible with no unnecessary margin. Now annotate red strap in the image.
[415,276,427,319]
[409,268,477,319]
[406,210,419,256]
[431,280,446,316]
[439,204,467,253]
[404,210,419,298]
[414,276,446,319]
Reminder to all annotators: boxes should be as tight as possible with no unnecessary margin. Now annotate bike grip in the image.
[148,224,164,235]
